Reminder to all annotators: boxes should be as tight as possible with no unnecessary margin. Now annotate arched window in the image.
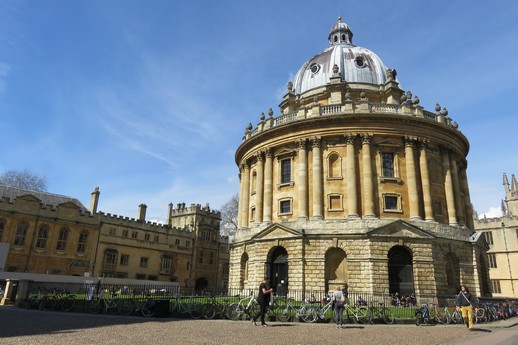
[36,225,49,249]
[13,221,29,246]
[268,246,288,292]
[251,170,257,194]
[327,152,342,178]
[240,252,249,289]
[103,249,118,271]
[388,246,414,295]
[444,253,460,295]
[56,227,69,251]
[325,248,348,292]
[160,254,172,273]
[77,231,88,253]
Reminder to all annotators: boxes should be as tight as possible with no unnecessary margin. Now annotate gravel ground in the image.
[0,306,497,345]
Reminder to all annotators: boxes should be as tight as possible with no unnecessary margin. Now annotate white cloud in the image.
[479,206,502,219]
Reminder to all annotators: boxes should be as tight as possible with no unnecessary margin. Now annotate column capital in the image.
[265,147,273,158]
[417,138,430,150]
[256,151,265,162]
[404,136,417,147]
[344,134,356,144]
[240,162,250,172]
[296,138,307,150]
[311,136,322,148]
[360,133,373,144]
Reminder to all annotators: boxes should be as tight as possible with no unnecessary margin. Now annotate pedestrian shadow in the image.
[269,324,296,327]
[471,328,492,333]
[341,325,365,329]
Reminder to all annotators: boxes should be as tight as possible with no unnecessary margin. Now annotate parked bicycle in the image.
[39,288,76,312]
[367,302,395,324]
[228,294,259,321]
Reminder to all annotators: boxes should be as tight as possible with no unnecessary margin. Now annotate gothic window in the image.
[35,225,49,249]
[13,221,29,246]
[491,280,501,294]
[160,255,172,273]
[108,227,116,236]
[122,229,129,237]
[103,249,117,271]
[144,233,150,241]
[483,231,494,246]
[209,252,215,265]
[56,227,69,251]
[132,231,138,239]
[488,254,497,268]
[77,231,88,253]
[327,152,342,179]
[199,250,204,264]
[140,257,148,268]
[120,254,129,266]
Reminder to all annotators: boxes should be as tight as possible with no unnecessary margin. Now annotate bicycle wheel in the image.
[25,296,38,310]
[380,307,395,324]
[416,316,422,326]
[188,302,203,319]
[227,303,243,321]
[202,303,216,320]
[302,306,318,323]
[87,299,104,314]
[354,306,370,324]
[277,306,294,322]
[61,296,75,312]
[117,299,134,316]
[142,301,156,317]
[40,297,56,312]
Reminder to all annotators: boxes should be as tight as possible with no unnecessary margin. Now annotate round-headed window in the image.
[355,56,366,68]
[309,63,320,74]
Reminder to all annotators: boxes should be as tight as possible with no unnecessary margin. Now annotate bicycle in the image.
[227,294,259,321]
[300,299,335,323]
[25,287,47,310]
[415,304,431,326]
[343,302,370,324]
[169,295,203,319]
[201,295,231,320]
[429,303,448,324]
[39,288,76,312]
[367,302,395,324]
[474,304,487,324]
[87,292,128,314]
[274,297,298,322]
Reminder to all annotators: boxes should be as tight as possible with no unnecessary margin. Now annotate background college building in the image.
[0,185,229,290]
[229,17,490,300]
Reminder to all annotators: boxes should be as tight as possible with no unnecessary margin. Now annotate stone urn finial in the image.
[260,112,265,121]
[412,95,420,105]
[441,107,448,116]
[332,64,339,75]
[287,81,293,92]
[435,103,441,112]
[268,108,273,117]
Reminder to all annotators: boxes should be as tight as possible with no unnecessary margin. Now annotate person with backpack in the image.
[456,284,474,331]
[332,286,346,328]
[251,277,273,327]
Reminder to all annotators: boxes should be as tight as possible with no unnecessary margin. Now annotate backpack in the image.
[339,293,346,304]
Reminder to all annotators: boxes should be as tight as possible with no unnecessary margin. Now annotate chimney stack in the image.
[138,204,147,222]
[89,187,100,214]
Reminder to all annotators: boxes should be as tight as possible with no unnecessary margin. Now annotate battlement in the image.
[170,202,221,217]
[0,194,96,219]
[99,211,170,229]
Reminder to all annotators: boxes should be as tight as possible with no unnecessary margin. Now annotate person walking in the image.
[251,277,273,327]
[456,284,474,331]
[332,286,346,329]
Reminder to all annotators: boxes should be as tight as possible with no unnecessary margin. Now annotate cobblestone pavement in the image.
[0,306,516,345]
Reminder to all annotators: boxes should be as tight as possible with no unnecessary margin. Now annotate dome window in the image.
[309,63,320,74]
[354,56,366,68]
[334,35,338,42]
[341,34,346,41]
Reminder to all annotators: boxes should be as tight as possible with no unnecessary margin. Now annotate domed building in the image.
[229,17,490,299]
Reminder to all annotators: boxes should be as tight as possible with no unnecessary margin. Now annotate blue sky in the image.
[1,0,517,222]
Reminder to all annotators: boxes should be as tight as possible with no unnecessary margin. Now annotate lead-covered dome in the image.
[292,17,391,95]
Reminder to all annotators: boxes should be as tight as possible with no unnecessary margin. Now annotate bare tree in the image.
[0,169,48,191]
[220,193,239,237]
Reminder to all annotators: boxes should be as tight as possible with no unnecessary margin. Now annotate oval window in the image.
[309,63,320,74]
[355,56,365,68]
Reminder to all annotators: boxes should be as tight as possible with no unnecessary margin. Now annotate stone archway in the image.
[325,247,347,292]
[240,252,249,289]
[267,246,288,294]
[388,246,414,295]
[445,253,461,295]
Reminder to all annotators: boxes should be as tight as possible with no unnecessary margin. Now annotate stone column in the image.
[297,139,308,219]
[238,167,244,228]
[418,140,434,221]
[345,134,359,218]
[404,137,421,220]
[450,155,465,226]
[255,153,264,224]
[459,163,474,229]
[361,134,375,218]
[241,163,251,227]
[441,149,457,225]
[312,137,323,219]
[263,148,273,224]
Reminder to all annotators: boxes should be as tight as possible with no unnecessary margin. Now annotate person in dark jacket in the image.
[456,284,473,330]
[251,277,273,327]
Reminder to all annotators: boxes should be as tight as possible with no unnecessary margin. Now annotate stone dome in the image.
[292,17,391,95]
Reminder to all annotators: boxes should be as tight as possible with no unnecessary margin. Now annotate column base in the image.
[311,215,323,220]
[409,216,422,221]
[424,218,435,222]
[363,214,377,219]
[348,214,360,219]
